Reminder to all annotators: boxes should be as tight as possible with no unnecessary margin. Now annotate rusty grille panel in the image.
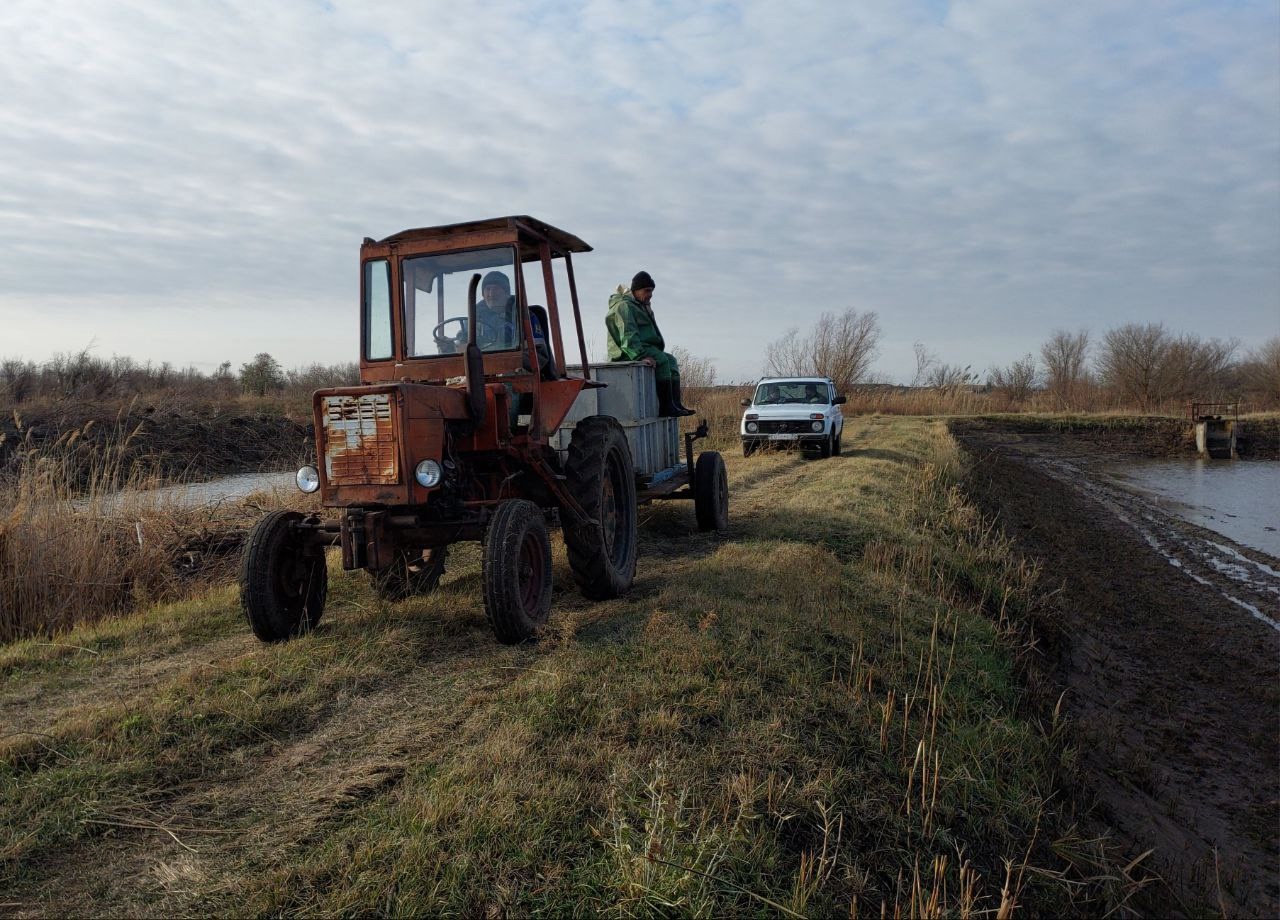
[322,393,399,485]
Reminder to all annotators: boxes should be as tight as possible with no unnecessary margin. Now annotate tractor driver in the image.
[472,271,518,351]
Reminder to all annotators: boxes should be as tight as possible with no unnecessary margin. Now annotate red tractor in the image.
[240,216,728,644]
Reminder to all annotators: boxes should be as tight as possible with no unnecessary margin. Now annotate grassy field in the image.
[1,417,1124,915]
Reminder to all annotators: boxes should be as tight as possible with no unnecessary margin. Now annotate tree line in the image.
[756,308,1278,411]
[0,348,358,405]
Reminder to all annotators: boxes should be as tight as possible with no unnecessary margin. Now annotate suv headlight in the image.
[296,465,320,493]
[746,421,758,433]
[810,421,824,432]
[414,459,442,488]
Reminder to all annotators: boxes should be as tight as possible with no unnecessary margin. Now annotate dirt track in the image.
[953,419,1280,917]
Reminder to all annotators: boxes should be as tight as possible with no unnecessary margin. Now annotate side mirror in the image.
[740,398,751,407]
[833,395,847,405]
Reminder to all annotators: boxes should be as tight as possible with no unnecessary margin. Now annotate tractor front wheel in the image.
[240,510,327,642]
[483,500,553,644]
[563,416,638,600]
[694,451,729,532]
[369,547,448,601]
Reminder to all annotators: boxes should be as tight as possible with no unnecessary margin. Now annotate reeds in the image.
[0,412,288,642]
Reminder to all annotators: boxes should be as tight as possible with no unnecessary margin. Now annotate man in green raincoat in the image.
[605,271,695,417]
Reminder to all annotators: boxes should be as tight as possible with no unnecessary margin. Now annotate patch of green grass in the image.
[1,418,1116,916]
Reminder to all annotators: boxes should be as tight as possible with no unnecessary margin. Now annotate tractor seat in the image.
[528,305,557,380]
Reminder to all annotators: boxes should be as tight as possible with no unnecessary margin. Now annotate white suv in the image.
[740,377,846,458]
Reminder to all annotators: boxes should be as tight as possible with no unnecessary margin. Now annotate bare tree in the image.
[987,354,1039,406]
[911,342,938,387]
[1,359,36,405]
[1240,336,1280,406]
[1096,323,1174,412]
[1162,335,1238,401]
[1040,329,1090,409]
[765,308,880,392]
[669,346,716,390]
[926,362,976,394]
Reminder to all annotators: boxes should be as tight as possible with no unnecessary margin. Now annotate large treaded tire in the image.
[240,510,327,643]
[483,500,553,644]
[369,547,448,601]
[563,416,638,600]
[694,451,729,532]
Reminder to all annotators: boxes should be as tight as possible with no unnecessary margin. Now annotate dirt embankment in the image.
[965,413,1279,461]
[0,403,312,487]
[952,417,1280,917]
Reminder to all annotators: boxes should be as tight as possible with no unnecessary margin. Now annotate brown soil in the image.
[0,402,311,488]
[952,418,1280,917]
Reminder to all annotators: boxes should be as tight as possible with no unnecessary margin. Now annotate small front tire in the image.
[240,510,327,643]
[483,500,553,644]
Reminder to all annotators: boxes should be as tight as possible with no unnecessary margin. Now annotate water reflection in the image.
[1104,459,1280,557]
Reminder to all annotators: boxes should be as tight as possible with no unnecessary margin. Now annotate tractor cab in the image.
[358,216,594,431]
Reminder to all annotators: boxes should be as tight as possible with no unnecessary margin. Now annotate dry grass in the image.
[0,414,307,643]
[0,417,1129,916]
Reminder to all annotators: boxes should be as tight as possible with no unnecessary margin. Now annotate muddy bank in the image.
[953,418,1280,917]
[0,403,312,488]
[963,413,1280,460]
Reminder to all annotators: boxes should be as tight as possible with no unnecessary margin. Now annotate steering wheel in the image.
[431,316,502,353]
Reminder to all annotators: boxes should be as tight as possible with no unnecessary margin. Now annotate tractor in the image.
[240,216,728,644]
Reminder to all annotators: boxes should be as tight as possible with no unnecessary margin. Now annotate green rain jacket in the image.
[605,287,678,380]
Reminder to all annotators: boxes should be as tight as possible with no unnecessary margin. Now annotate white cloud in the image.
[0,0,1276,383]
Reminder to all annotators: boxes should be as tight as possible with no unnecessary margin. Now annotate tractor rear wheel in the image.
[563,416,638,600]
[369,547,448,601]
[240,510,327,642]
[483,500,553,644]
[694,451,729,532]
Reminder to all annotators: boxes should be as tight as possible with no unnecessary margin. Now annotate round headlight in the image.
[414,459,442,488]
[810,420,824,432]
[746,421,759,433]
[296,465,320,494]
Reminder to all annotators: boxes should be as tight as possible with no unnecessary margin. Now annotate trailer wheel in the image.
[369,547,448,601]
[694,451,729,532]
[563,416,638,600]
[483,500,553,644]
[240,510,327,643]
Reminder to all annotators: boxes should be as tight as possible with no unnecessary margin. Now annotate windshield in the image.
[403,247,520,357]
[753,381,829,405]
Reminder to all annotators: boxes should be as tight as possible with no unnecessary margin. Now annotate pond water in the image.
[1103,459,1280,557]
[99,471,296,511]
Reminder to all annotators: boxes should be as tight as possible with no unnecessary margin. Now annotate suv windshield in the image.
[753,381,829,405]
[403,247,520,357]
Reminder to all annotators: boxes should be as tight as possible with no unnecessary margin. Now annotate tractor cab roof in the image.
[375,216,592,262]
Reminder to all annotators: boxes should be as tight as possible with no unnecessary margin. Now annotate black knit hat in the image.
[481,271,510,293]
[630,271,656,292]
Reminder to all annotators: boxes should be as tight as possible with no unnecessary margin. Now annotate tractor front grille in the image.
[321,393,399,485]
[756,419,816,434]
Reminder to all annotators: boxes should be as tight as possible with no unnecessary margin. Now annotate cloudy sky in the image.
[2,0,1277,383]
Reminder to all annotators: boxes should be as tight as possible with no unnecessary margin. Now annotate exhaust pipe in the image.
[464,273,486,426]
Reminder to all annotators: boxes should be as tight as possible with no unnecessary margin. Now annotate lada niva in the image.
[740,377,846,458]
